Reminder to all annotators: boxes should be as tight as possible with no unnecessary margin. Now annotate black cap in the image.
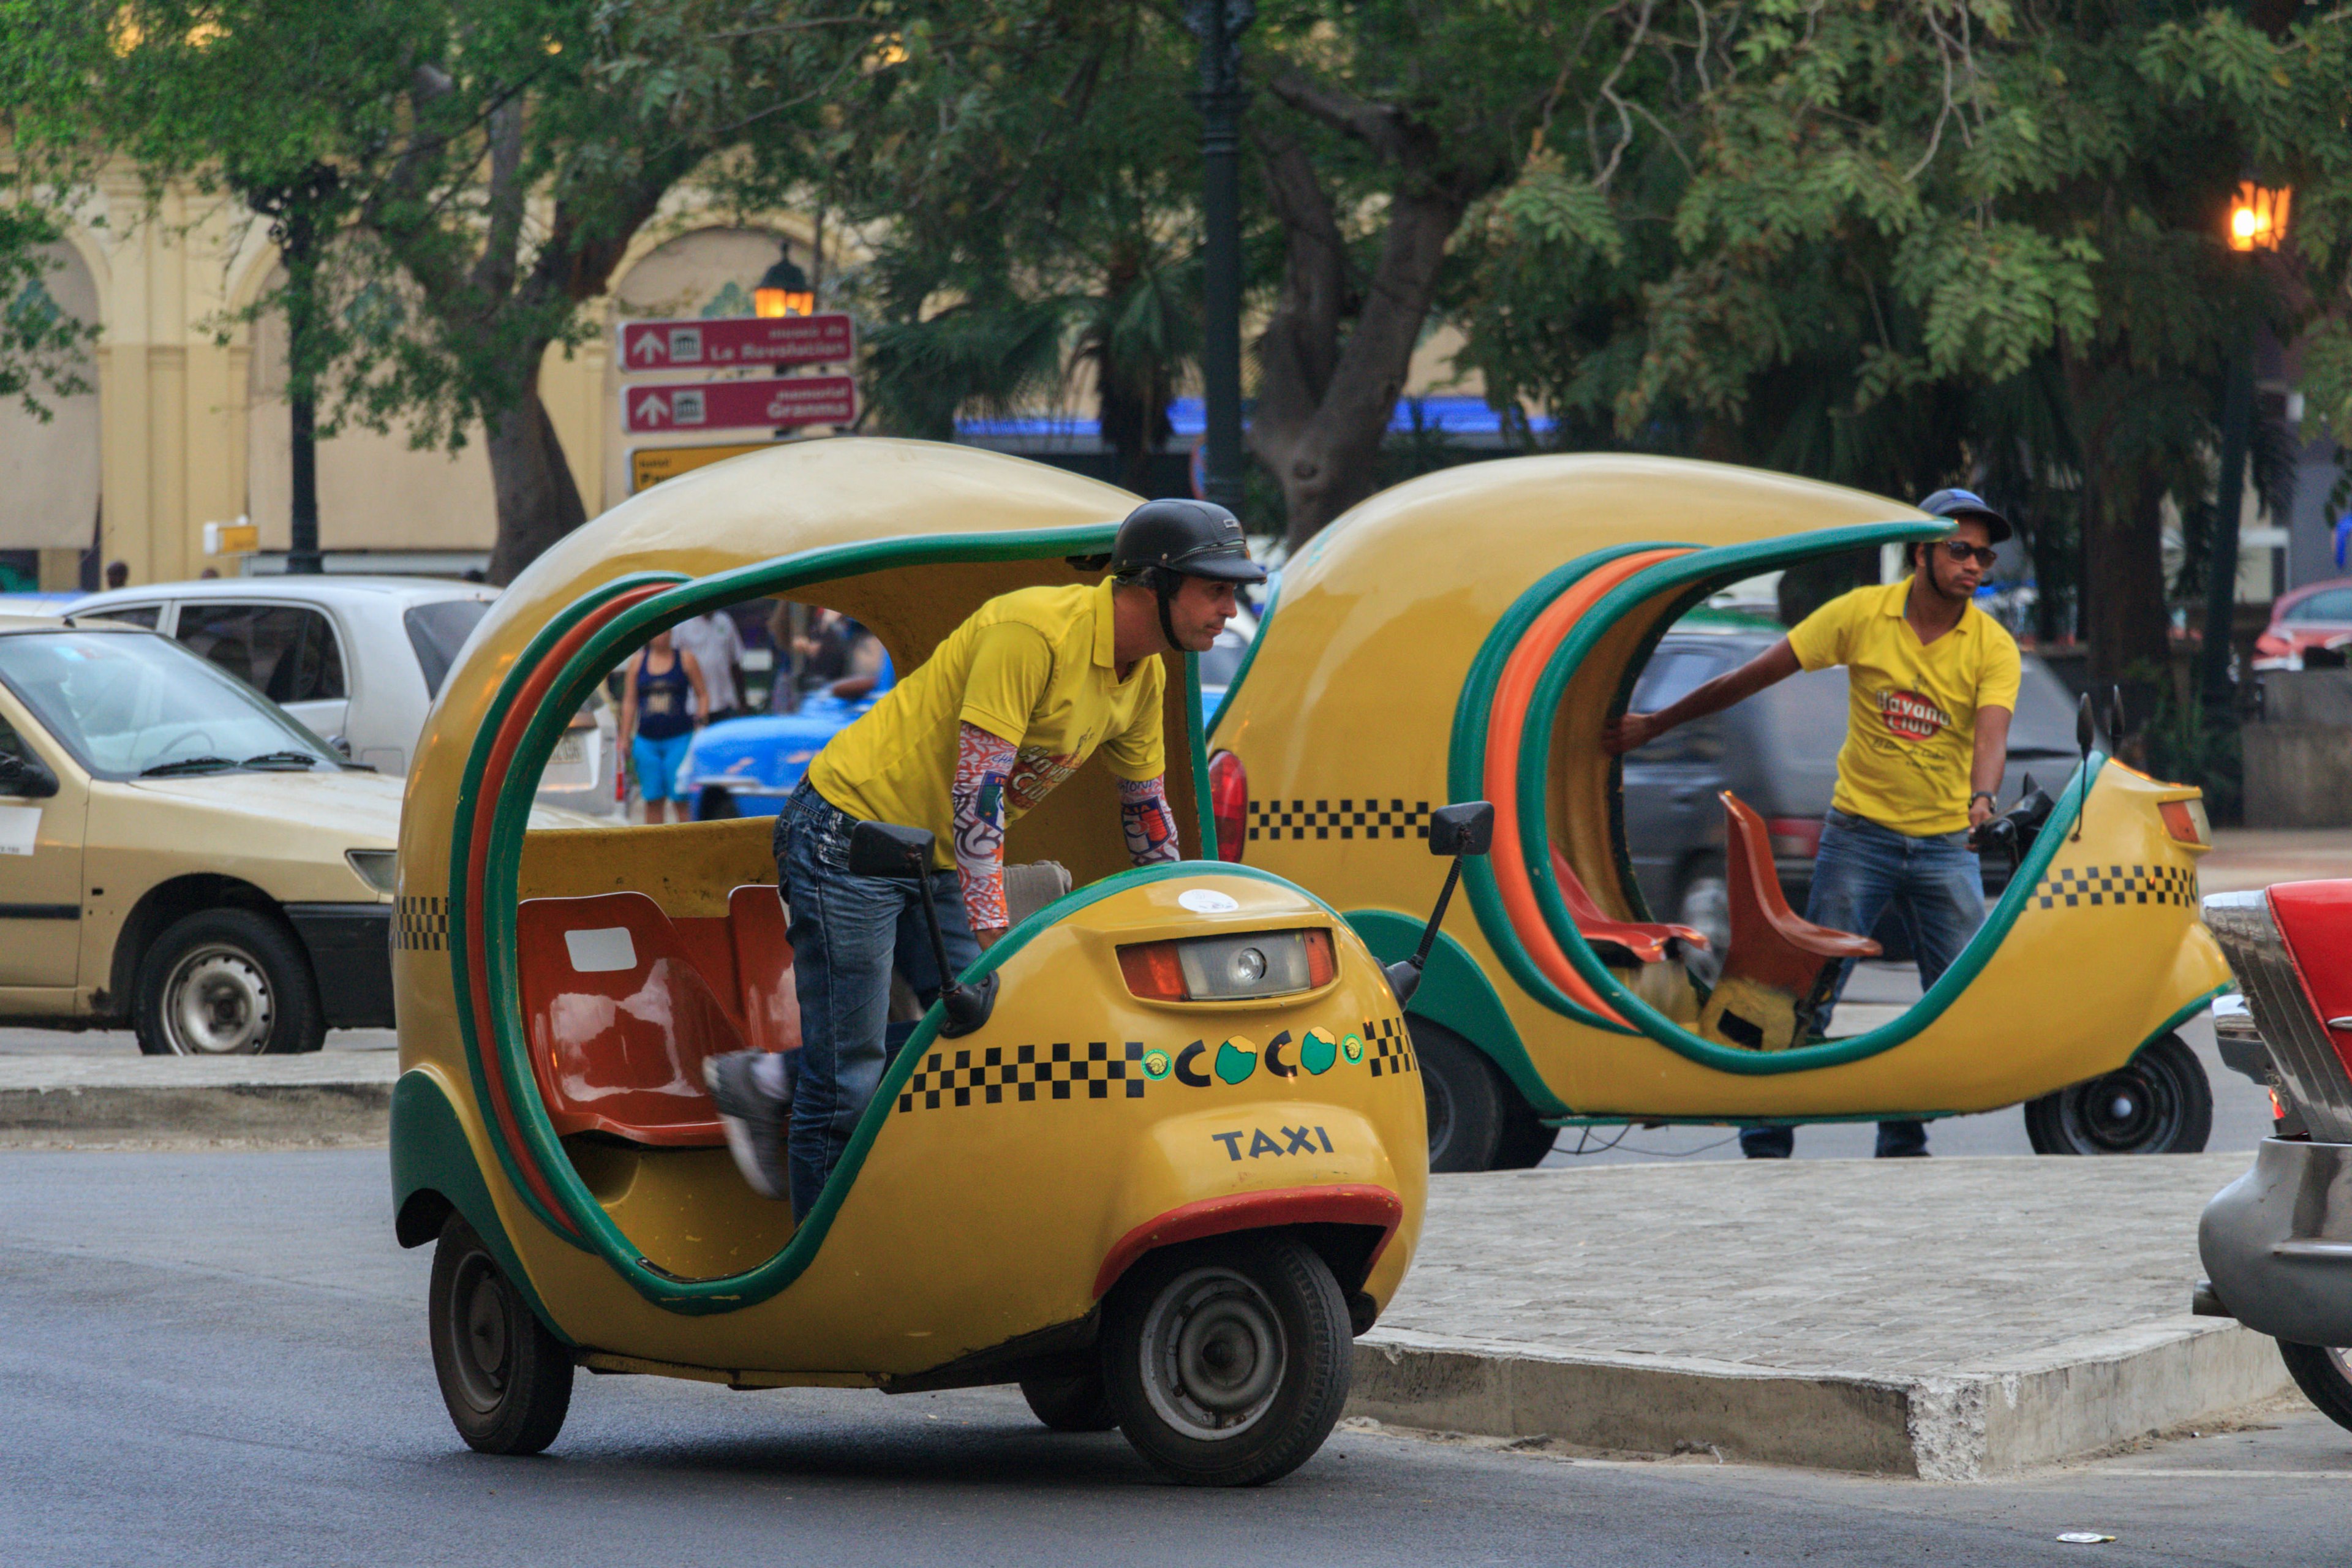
[1109,499,1266,585]
[1918,488,2013,543]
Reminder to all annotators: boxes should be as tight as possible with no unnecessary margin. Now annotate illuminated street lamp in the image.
[755,255,815,318]
[2228,181,2293,253]
[2201,179,2293,714]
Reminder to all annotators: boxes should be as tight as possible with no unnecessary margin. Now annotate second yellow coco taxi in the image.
[1207,454,2231,1169]
[388,440,1442,1486]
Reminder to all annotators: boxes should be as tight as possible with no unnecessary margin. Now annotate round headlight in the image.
[1231,946,1267,985]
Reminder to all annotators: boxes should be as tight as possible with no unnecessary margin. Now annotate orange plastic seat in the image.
[516,892,750,1146]
[1550,845,1708,965]
[729,883,801,1055]
[1702,793,1880,1050]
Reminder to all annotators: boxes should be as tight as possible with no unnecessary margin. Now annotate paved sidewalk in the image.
[2200,827,2352,894]
[1355,1153,2290,1478]
[0,1049,394,1145]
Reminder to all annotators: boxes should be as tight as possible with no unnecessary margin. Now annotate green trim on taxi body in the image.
[450,526,1341,1314]
[1436,519,2141,1078]
[1344,909,1566,1117]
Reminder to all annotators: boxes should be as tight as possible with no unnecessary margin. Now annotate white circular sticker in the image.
[1177,888,1240,914]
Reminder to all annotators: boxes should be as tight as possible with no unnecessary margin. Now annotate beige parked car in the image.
[0,612,590,1054]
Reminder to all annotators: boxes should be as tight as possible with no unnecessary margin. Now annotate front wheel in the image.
[2279,1341,2352,1433]
[1102,1235,1351,1487]
[2022,1032,2212,1155]
[1412,1019,1504,1173]
[134,908,323,1056]
[429,1215,573,1455]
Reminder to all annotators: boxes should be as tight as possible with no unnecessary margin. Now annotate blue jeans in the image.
[1740,809,1985,1159]
[777,781,979,1218]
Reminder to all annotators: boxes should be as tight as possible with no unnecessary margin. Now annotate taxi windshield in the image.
[0,629,341,779]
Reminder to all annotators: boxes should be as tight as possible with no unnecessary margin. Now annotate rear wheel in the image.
[1102,1235,1351,1487]
[696,786,741,821]
[2022,1032,2212,1155]
[1020,1370,1118,1432]
[1411,1019,1504,1172]
[1491,1102,1560,1170]
[2279,1341,2352,1433]
[429,1214,573,1455]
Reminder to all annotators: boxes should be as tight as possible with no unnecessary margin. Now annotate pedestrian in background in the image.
[619,628,709,825]
[672,608,747,723]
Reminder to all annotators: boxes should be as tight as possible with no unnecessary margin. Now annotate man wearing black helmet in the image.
[1605,489,2020,1158]
[707,499,1265,1213]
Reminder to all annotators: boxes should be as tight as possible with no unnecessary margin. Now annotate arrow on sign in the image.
[630,334,667,364]
[633,391,669,427]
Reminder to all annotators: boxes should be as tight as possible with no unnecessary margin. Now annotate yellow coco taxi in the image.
[389,440,1442,1487]
[1208,454,2233,1170]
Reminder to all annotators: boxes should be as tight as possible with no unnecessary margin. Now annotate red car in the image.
[2196,881,2352,1433]
[2255,578,2352,666]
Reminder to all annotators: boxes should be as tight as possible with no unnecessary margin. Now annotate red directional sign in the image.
[622,375,858,435]
[620,314,854,373]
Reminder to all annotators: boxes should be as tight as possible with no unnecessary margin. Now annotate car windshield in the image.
[405,598,493,698]
[0,630,339,778]
[1197,630,1250,688]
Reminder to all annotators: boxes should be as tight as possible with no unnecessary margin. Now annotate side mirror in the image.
[848,820,934,879]
[0,750,59,799]
[2076,692,2095,756]
[1387,799,1495,1007]
[1427,801,1494,859]
[845,818,997,1038]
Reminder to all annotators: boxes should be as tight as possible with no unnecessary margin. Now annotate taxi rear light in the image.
[1117,928,1332,1002]
[2160,799,2209,846]
[1209,748,1247,862]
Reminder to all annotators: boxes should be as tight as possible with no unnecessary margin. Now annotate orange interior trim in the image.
[1483,548,1689,1024]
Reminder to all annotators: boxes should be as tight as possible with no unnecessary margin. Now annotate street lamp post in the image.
[1187,0,1254,516]
[2199,181,2292,715]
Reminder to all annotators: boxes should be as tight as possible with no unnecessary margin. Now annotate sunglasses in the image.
[1936,540,1999,568]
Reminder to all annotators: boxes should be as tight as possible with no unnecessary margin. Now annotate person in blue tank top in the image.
[620,628,709,823]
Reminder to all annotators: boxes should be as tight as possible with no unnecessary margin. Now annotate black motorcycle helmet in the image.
[1107,499,1265,650]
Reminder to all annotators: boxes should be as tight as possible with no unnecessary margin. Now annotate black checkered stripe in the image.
[1364,1014,1417,1079]
[396,896,449,952]
[1248,798,1430,843]
[898,1041,1147,1111]
[2032,864,2198,910]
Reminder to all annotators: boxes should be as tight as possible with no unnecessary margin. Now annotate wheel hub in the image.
[1140,1266,1286,1439]
[448,1256,513,1414]
[2065,1062,2179,1153]
[163,946,274,1055]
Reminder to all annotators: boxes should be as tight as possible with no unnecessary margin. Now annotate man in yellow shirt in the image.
[1606,490,2020,1158]
[708,500,1264,1213]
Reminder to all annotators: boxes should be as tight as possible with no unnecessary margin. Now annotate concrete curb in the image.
[1348,1319,2294,1479]
[0,1081,390,1142]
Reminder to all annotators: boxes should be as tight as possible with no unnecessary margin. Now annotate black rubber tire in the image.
[2278,1341,2352,1433]
[1019,1370,1119,1432]
[428,1213,574,1455]
[1491,1100,1560,1170]
[696,785,741,821]
[2022,1032,2213,1155]
[1411,1017,1504,1173]
[133,907,325,1056]
[1102,1235,1351,1487]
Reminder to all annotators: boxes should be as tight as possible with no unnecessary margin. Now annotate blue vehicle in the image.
[682,654,892,820]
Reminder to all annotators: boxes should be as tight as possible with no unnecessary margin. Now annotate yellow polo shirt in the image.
[1787,578,2021,836]
[808,578,1167,868]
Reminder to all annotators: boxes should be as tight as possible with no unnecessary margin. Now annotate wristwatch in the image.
[1969,791,1997,809]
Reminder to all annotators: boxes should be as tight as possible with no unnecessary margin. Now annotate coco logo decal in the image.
[1876,688,1951,742]
[1169,1027,1351,1087]
[1210,1125,1337,1161]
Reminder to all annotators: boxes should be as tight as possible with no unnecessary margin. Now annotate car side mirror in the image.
[848,820,934,879]
[1427,801,1494,858]
[0,750,59,799]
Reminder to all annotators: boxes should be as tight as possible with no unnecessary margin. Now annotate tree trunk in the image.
[484,365,587,586]
[2065,346,2173,690]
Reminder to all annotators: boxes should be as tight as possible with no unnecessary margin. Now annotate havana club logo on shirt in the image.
[1877,687,1952,742]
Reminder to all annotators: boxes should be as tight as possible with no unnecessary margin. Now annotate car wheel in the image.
[1102,1235,1351,1487]
[429,1213,573,1455]
[2022,1032,2213,1155]
[696,786,740,821]
[1019,1370,1118,1432]
[1410,1017,1504,1172]
[1675,858,1729,987]
[134,908,324,1056]
[2278,1341,2352,1433]
[1491,1100,1560,1170]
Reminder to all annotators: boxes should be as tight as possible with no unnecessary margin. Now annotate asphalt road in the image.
[2,1149,2343,1567]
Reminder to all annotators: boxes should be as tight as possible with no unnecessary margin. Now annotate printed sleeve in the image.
[1786,592,1856,673]
[1975,623,2022,712]
[950,722,1016,930]
[1096,658,1167,782]
[1120,774,1182,865]
[957,621,1055,745]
